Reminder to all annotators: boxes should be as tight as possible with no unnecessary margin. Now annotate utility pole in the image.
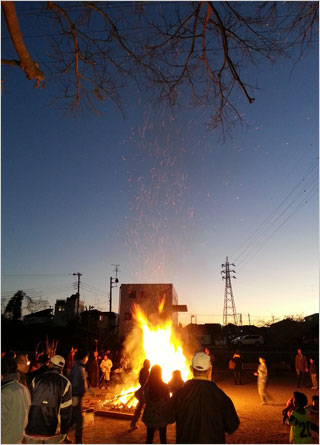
[109,264,120,313]
[221,257,238,326]
[238,313,242,326]
[73,272,82,316]
[248,313,251,325]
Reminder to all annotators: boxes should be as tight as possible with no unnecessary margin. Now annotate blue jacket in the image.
[69,361,87,397]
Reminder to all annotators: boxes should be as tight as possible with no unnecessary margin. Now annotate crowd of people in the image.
[1,347,129,444]
[129,351,239,444]
[1,346,319,444]
[129,348,318,444]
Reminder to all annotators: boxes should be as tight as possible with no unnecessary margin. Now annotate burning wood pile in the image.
[92,300,192,418]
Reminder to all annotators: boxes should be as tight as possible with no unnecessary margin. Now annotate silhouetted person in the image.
[232,352,243,385]
[164,352,239,443]
[69,350,89,444]
[65,347,77,376]
[87,351,99,388]
[295,349,308,388]
[27,354,49,387]
[130,359,151,429]
[142,364,170,444]
[168,370,184,395]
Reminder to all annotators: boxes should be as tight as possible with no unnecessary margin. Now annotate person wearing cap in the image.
[25,355,72,444]
[164,351,239,443]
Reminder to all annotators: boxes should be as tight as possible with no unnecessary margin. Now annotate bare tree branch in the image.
[47,2,80,103]
[2,1,318,136]
[2,1,44,83]
[209,1,255,104]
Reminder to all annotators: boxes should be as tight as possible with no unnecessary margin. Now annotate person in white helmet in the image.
[25,355,72,444]
[164,351,239,444]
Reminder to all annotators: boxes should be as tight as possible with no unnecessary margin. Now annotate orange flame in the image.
[103,303,191,409]
[158,293,166,313]
[133,304,190,382]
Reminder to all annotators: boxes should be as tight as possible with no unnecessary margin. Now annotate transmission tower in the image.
[221,257,238,326]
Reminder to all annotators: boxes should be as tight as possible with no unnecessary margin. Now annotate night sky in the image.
[1,2,318,326]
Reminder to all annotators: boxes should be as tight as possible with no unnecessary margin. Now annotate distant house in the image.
[118,283,187,339]
[80,309,118,335]
[54,294,84,326]
[23,308,53,325]
[304,313,319,325]
[184,323,223,349]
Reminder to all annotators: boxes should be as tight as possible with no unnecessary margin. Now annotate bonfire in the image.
[100,299,191,412]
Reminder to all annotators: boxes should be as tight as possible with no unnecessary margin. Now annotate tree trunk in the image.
[2,1,44,81]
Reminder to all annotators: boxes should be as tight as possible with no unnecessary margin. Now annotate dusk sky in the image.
[1,2,319,326]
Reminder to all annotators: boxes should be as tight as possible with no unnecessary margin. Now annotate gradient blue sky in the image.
[1,2,319,326]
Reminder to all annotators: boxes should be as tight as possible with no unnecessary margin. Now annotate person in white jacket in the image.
[1,357,31,444]
[254,356,270,404]
[100,353,113,387]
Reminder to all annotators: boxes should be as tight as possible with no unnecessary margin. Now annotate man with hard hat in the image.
[164,351,240,443]
[25,355,72,444]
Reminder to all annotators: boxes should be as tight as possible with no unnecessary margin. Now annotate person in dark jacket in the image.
[65,347,77,377]
[27,354,50,388]
[308,358,318,389]
[69,350,89,444]
[87,351,99,389]
[295,349,308,388]
[130,358,151,429]
[25,355,72,444]
[232,352,243,385]
[164,352,239,444]
[142,364,170,444]
[168,370,184,395]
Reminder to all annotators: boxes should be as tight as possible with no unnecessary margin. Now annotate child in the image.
[283,397,295,424]
[306,395,319,442]
[288,391,312,444]
[308,359,318,390]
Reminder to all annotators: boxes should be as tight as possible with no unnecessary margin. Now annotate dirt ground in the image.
[68,371,319,444]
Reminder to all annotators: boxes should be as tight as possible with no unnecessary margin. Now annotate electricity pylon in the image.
[221,257,238,326]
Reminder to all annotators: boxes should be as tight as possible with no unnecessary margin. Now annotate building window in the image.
[128,291,136,298]
[99,315,103,321]
[124,312,132,320]
[58,306,64,312]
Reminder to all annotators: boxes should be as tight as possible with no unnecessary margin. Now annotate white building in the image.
[118,283,187,339]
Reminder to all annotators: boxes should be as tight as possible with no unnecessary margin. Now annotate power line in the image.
[234,159,317,261]
[233,158,318,267]
[2,273,72,277]
[236,180,318,268]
